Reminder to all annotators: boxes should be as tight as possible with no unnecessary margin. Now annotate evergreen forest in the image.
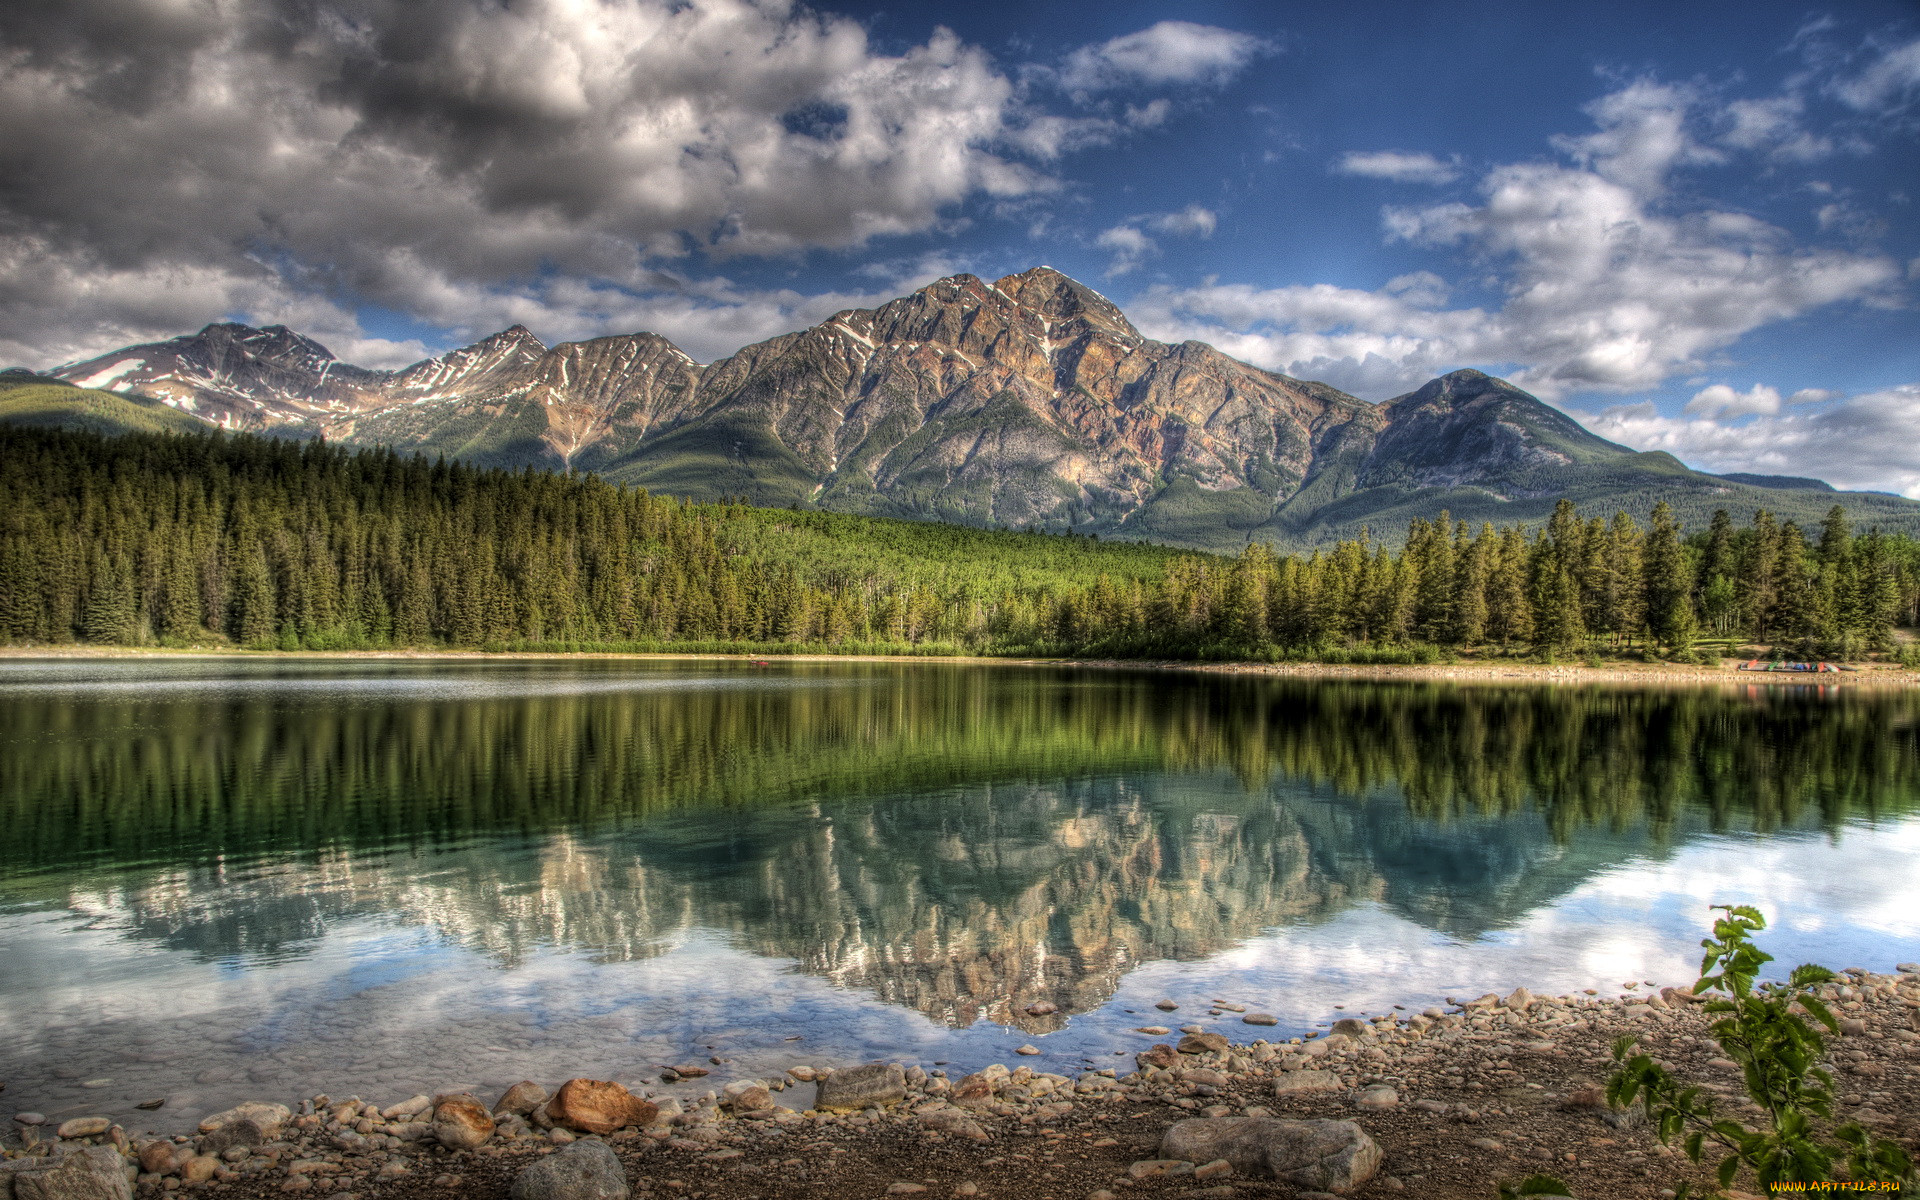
[3,425,1917,663]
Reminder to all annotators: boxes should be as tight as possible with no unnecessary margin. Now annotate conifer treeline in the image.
[2,426,1916,660]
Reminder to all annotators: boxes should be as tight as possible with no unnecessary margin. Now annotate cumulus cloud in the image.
[1334,151,1462,185]
[1832,37,1920,114]
[1147,205,1218,238]
[0,0,1064,367]
[1129,78,1900,400]
[1058,21,1272,94]
[1580,385,1920,499]
[1095,205,1218,276]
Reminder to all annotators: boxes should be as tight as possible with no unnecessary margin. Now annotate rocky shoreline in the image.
[8,966,1917,1200]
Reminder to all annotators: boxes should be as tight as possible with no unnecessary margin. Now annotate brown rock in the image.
[724,1086,773,1114]
[949,1079,997,1109]
[493,1082,549,1117]
[139,1141,184,1174]
[1025,1001,1058,1016]
[432,1094,496,1149]
[55,1117,111,1139]
[1177,1032,1229,1055]
[668,1065,710,1079]
[1137,1044,1182,1070]
[181,1155,220,1184]
[544,1079,658,1136]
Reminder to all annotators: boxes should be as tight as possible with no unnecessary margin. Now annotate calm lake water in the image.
[2,657,1918,1133]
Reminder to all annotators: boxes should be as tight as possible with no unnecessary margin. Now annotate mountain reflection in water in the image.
[1,658,1916,1129]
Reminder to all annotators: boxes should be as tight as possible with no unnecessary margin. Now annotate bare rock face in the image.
[813,1062,907,1113]
[49,267,1733,552]
[543,1080,658,1136]
[1160,1117,1381,1193]
[432,1093,497,1148]
[510,1137,629,1200]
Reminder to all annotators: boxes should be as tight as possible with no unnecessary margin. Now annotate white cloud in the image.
[1832,37,1920,114]
[1334,151,1462,185]
[1685,383,1783,418]
[1058,21,1272,93]
[1147,205,1217,238]
[1718,95,1835,162]
[1128,78,1900,400]
[1095,225,1156,277]
[1579,384,1920,499]
[1095,206,1218,277]
[0,0,1063,367]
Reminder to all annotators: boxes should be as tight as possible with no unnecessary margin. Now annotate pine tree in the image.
[1643,501,1695,656]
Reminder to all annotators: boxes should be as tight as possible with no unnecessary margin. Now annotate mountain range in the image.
[13,266,1918,550]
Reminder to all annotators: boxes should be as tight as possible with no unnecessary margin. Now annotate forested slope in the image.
[2,426,1915,661]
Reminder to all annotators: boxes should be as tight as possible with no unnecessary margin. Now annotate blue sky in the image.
[4,0,1919,491]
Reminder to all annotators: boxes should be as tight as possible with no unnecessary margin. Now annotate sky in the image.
[3,0,1920,493]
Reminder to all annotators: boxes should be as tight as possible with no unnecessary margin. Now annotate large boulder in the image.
[813,1063,907,1113]
[196,1102,290,1140]
[432,1094,497,1148]
[0,1145,134,1200]
[544,1080,658,1137]
[510,1138,629,1200]
[1160,1117,1381,1194]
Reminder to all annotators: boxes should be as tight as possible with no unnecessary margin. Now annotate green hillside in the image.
[0,374,208,437]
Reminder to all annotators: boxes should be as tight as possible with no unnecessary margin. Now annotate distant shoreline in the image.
[4,644,1916,687]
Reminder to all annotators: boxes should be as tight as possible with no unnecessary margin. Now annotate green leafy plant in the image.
[1495,1174,1574,1200]
[1608,905,1914,1197]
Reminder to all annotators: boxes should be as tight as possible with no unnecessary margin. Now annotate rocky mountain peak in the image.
[994,266,1140,342]
[195,322,337,365]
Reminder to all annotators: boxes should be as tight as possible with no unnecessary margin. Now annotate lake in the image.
[2,656,1917,1132]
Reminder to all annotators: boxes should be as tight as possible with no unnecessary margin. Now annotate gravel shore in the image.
[10,966,1916,1200]
[6,645,1915,688]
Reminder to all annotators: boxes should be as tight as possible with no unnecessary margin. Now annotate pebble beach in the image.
[8,965,1917,1200]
